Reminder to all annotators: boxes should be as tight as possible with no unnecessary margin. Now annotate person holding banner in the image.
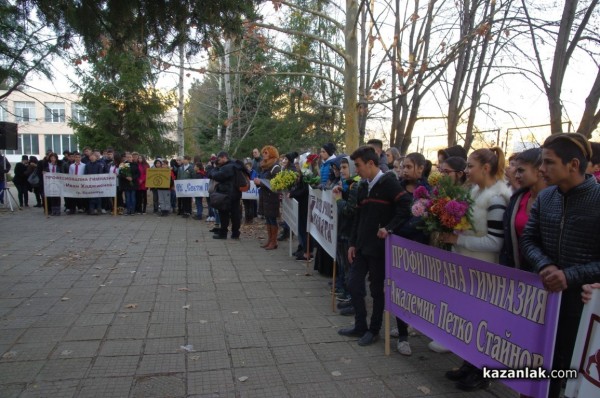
[521,133,600,398]
[254,145,281,250]
[439,146,510,391]
[67,153,87,214]
[338,146,412,347]
[43,153,62,216]
[84,152,105,215]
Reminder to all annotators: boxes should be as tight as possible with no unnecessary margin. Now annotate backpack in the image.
[235,167,250,192]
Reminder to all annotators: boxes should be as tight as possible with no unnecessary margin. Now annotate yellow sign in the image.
[145,168,171,189]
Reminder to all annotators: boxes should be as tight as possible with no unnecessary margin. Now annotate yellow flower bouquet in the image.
[270,170,298,192]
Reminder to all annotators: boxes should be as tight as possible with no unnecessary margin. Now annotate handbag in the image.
[209,191,230,211]
[27,170,40,187]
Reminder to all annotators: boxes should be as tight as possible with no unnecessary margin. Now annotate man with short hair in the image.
[177,155,194,217]
[85,152,104,215]
[521,133,600,398]
[338,146,412,346]
[67,152,87,214]
[366,138,389,172]
[81,147,92,164]
[208,151,246,239]
[251,148,261,175]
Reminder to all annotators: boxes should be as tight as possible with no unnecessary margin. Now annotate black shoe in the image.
[209,227,221,233]
[456,369,490,391]
[339,306,355,316]
[277,230,289,241]
[445,363,476,381]
[337,301,353,309]
[357,331,379,346]
[338,327,366,337]
[213,234,227,240]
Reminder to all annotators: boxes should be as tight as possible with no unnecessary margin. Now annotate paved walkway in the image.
[0,187,517,397]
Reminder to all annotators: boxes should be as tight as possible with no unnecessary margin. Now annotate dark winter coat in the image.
[499,187,532,270]
[208,159,244,201]
[521,175,600,316]
[12,162,28,186]
[350,171,412,257]
[258,162,281,218]
[120,161,140,191]
[85,160,105,175]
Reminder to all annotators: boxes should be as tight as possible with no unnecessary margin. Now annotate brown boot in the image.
[260,224,271,248]
[265,225,279,250]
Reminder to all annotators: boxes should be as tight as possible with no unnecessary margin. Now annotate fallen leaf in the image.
[99,284,106,287]
[198,320,208,324]
[92,275,99,278]
[238,376,249,382]
[190,355,200,361]
[331,371,342,377]
[61,297,70,301]
[2,351,17,359]
[94,266,102,269]
[231,311,239,314]
[60,350,73,356]
[417,386,431,394]
[179,344,194,352]
[130,271,136,274]
[125,303,138,309]
[340,357,352,364]
[177,288,190,292]
[182,305,190,310]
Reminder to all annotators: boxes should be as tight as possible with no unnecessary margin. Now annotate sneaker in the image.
[428,340,450,353]
[390,327,400,338]
[101,209,107,214]
[397,341,412,356]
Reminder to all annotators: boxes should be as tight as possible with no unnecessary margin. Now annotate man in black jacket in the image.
[208,151,245,240]
[521,133,600,398]
[338,146,412,346]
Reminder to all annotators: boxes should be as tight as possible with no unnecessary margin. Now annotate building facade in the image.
[0,90,82,164]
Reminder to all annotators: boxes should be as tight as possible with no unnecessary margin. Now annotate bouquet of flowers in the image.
[270,170,298,192]
[300,154,321,186]
[411,171,473,250]
[119,162,132,186]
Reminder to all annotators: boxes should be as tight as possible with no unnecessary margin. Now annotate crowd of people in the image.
[2,133,600,397]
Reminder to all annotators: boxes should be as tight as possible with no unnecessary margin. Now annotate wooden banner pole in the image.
[44,195,49,218]
[331,259,337,312]
[113,195,117,216]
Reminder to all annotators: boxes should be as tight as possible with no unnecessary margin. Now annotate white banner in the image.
[175,178,259,200]
[308,186,337,258]
[43,172,117,198]
[175,178,210,197]
[565,288,600,398]
[282,197,299,236]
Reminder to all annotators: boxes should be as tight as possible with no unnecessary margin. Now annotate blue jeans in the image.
[0,181,5,204]
[195,197,204,218]
[125,190,136,214]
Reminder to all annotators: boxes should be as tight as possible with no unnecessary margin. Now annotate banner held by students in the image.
[146,168,171,189]
[385,234,561,398]
[43,172,117,198]
[307,186,337,259]
[565,288,600,398]
[282,197,299,237]
[175,179,258,200]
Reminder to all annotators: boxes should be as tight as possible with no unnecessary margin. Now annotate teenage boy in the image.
[177,155,194,217]
[338,146,412,346]
[521,133,600,398]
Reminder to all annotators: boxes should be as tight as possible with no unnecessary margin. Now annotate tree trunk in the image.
[177,42,185,157]
[358,0,368,144]
[577,66,600,138]
[223,39,234,148]
[548,0,579,134]
[344,0,360,152]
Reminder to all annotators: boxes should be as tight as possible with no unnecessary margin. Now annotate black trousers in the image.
[219,199,242,238]
[347,251,385,334]
[180,197,192,215]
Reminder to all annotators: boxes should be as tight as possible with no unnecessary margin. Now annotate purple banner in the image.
[385,235,561,398]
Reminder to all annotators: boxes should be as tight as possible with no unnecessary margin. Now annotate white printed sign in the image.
[307,186,337,258]
[282,197,299,236]
[174,178,210,197]
[566,289,600,398]
[43,172,117,198]
[175,178,259,200]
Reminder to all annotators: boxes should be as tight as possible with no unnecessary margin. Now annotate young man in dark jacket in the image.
[208,151,245,240]
[338,146,412,346]
[85,152,105,215]
[521,133,600,398]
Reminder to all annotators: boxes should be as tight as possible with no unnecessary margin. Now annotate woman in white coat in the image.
[439,146,511,391]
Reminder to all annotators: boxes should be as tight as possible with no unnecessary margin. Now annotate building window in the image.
[44,102,66,123]
[0,102,7,122]
[45,134,78,154]
[5,134,40,155]
[71,103,87,123]
[15,101,36,123]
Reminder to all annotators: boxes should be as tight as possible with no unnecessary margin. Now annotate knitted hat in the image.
[285,151,299,164]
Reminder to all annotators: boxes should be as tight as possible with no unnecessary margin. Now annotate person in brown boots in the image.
[253,145,281,250]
